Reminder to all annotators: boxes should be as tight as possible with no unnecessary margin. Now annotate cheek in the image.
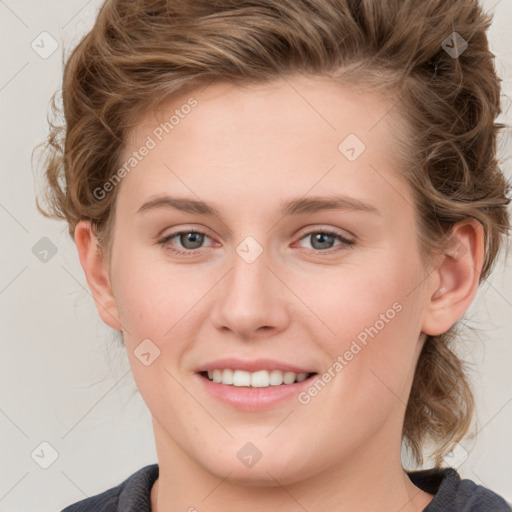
[311,252,424,393]
[111,246,186,335]
[316,258,418,341]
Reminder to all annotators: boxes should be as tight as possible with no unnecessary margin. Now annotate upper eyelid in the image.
[160,225,353,239]
[296,226,354,240]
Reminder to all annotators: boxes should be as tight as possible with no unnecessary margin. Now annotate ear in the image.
[74,220,122,332]
[421,219,485,336]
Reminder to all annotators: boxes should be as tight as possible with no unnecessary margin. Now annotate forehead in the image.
[118,75,412,219]
[129,75,398,148]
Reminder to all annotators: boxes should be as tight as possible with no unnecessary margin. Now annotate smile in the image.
[200,369,317,387]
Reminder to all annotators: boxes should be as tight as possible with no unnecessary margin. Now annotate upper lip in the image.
[196,358,316,374]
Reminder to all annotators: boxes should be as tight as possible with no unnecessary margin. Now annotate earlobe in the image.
[422,219,485,336]
[74,220,122,332]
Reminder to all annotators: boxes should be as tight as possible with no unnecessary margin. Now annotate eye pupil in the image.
[312,232,335,250]
[180,232,204,249]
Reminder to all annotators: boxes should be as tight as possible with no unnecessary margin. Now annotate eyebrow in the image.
[136,194,381,218]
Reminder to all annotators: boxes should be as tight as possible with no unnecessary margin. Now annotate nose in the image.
[210,239,290,340]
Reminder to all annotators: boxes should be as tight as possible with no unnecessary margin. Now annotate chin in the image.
[202,452,310,488]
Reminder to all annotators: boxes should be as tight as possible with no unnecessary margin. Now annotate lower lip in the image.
[195,372,318,411]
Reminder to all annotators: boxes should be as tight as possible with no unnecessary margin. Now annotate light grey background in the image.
[1,1,511,510]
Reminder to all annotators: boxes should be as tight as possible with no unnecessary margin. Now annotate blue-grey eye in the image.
[178,232,205,250]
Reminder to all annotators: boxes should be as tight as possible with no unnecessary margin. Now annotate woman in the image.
[37,0,511,510]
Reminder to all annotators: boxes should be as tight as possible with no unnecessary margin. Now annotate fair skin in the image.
[75,75,484,511]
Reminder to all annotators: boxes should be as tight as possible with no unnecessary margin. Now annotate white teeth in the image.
[295,372,309,382]
[221,369,233,384]
[233,369,251,386]
[248,370,267,387]
[204,369,311,387]
[269,369,285,386]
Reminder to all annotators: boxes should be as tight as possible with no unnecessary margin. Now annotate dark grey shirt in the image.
[61,463,511,511]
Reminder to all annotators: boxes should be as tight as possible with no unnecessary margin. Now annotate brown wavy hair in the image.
[34,0,510,466]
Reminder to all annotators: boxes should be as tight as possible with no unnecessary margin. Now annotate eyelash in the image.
[157,228,354,256]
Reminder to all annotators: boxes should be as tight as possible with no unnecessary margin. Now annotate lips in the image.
[195,368,320,411]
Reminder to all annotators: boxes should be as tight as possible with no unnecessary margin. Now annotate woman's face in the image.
[96,75,438,484]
